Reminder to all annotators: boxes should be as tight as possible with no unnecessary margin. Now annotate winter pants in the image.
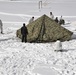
[22,35,27,42]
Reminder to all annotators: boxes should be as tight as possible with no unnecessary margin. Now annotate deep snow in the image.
[0,0,76,75]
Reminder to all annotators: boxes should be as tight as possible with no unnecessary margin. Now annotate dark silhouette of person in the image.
[0,19,3,34]
[21,23,28,42]
[54,17,59,23]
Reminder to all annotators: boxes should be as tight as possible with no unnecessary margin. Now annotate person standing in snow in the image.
[50,12,54,19]
[21,23,28,42]
[54,17,59,23]
[29,16,34,23]
[60,16,63,20]
[0,19,3,34]
[59,16,65,25]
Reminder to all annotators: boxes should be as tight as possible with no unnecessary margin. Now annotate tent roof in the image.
[17,14,73,42]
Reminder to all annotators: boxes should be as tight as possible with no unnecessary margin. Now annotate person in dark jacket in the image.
[0,19,3,34]
[21,23,28,42]
[54,17,59,23]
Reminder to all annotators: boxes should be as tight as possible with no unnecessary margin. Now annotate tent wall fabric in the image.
[16,14,73,43]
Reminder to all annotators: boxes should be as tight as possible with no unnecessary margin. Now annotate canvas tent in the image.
[16,14,73,43]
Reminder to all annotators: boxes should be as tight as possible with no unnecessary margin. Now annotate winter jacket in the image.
[21,26,28,36]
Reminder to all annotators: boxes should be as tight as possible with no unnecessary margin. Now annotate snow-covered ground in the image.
[0,0,76,75]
